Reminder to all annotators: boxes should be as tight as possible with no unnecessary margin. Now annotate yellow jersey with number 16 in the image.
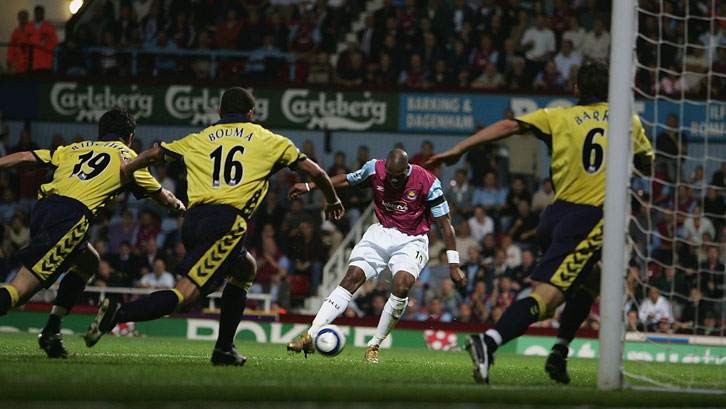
[160,118,305,217]
[32,140,162,214]
[516,102,654,207]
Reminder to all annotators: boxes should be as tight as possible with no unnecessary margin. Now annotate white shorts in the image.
[348,224,429,281]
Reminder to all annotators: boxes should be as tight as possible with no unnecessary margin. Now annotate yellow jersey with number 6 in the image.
[160,119,305,217]
[516,102,653,206]
[32,140,162,214]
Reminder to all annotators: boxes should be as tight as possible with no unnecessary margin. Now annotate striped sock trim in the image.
[529,293,548,320]
[1,285,19,307]
[485,329,503,346]
[170,289,185,314]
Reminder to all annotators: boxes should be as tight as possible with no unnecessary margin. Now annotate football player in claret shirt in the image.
[286,149,467,363]
[428,60,654,384]
[0,108,183,358]
[85,88,344,366]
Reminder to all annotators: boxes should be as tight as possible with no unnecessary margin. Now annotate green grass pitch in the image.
[0,332,724,407]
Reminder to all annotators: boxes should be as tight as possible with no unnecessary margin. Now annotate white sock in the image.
[485,329,503,346]
[368,295,407,347]
[308,286,352,336]
[554,337,570,347]
[50,306,68,318]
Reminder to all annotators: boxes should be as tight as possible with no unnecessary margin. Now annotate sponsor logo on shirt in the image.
[382,200,408,212]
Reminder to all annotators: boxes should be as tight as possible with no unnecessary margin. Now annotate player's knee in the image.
[385,294,407,319]
[391,271,415,298]
[340,267,366,292]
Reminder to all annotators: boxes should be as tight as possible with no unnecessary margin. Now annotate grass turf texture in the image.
[0,332,724,406]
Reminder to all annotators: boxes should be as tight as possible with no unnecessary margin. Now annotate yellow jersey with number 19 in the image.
[160,118,305,217]
[32,140,162,214]
[516,102,654,207]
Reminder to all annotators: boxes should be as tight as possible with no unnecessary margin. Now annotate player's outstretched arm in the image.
[425,119,523,168]
[434,213,468,289]
[288,173,350,199]
[121,147,165,181]
[150,188,186,215]
[0,151,40,169]
[295,158,345,221]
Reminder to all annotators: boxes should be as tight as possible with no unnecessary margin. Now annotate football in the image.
[314,325,346,357]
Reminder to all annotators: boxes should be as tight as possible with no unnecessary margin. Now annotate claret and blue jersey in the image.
[346,159,449,236]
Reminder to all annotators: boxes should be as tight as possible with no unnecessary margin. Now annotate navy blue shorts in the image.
[530,201,603,296]
[178,204,248,296]
[16,195,91,288]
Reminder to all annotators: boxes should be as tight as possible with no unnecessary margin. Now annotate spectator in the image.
[501,234,522,269]
[254,236,290,292]
[267,11,289,51]
[469,34,499,76]
[135,210,160,248]
[533,60,566,90]
[423,297,452,322]
[654,267,688,300]
[505,56,528,90]
[98,31,121,76]
[456,302,474,322]
[449,39,470,74]
[703,186,725,235]
[520,14,555,79]
[509,249,535,293]
[532,179,555,213]
[427,229,446,267]
[683,43,709,93]
[368,51,399,86]
[437,279,463,317]
[29,5,58,72]
[337,51,366,86]
[451,0,476,34]
[500,109,541,192]
[139,258,175,289]
[712,161,726,188]
[424,58,454,88]
[683,205,715,248]
[468,205,494,243]
[582,18,610,61]
[422,250,452,293]
[471,63,505,89]
[507,199,539,247]
[109,241,146,286]
[454,220,479,264]
[166,10,196,49]
[215,8,241,50]
[411,140,436,167]
[445,169,474,217]
[107,211,137,253]
[7,10,33,74]
[398,53,429,88]
[655,113,687,182]
[554,39,582,82]
[699,246,725,307]
[675,287,713,334]
[468,280,491,323]
[639,286,673,332]
[140,0,165,43]
[503,176,532,219]
[472,172,507,215]
[562,15,586,55]
[2,215,29,259]
[420,32,446,70]
[491,274,516,309]
[307,52,333,84]
[290,220,326,294]
[143,30,179,76]
[133,0,152,23]
[115,3,139,46]
[301,140,324,167]
[287,10,320,56]
[689,166,706,199]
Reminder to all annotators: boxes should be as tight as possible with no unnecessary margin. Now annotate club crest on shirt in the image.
[405,189,417,201]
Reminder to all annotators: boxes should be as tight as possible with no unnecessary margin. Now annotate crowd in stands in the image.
[1,107,725,335]
[7,0,726,96]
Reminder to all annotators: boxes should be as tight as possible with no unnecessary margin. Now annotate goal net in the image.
[618,0,726,390]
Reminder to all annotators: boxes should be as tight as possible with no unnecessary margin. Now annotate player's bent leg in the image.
[0,268,43,316]
[545,289,594,385]
[40,246,99,358]
[471,281,566,384]
[288,265,367,356]
[212,253,256,367]
[365,270,415,363]
[85,277,200,347]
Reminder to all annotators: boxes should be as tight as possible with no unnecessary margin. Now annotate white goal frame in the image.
[598,0,638,390]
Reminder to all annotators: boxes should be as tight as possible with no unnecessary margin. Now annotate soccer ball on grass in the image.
[314,325,346,357]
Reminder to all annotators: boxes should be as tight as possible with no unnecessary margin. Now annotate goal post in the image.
[599,0,638,390]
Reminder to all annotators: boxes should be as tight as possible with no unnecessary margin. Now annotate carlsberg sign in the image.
[39,82,397,131]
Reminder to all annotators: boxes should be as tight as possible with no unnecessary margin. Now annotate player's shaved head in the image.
[385,149,409,188]
[220,87,255,116]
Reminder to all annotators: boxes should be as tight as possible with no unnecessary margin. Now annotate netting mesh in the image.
[624,0,726,390]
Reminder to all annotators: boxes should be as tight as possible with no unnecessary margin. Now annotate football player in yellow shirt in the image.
[85,88,344,366]
[427,60,654,384]
[0,108,183,357]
